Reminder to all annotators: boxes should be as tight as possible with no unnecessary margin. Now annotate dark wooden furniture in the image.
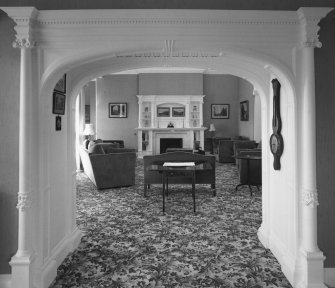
[234,154,262,196]
[166,148,193,153]
[148,162,213,213]
[143,152,216,197]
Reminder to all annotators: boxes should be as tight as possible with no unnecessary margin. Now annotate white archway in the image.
[1,7,332,288]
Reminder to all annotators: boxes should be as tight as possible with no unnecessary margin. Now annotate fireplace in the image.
[160,138,183,154]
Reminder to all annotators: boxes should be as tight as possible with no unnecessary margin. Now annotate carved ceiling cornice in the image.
[35,18,300,26]
[1,7,333,50]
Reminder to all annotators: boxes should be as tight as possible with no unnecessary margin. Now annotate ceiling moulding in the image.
[3,7,332,48]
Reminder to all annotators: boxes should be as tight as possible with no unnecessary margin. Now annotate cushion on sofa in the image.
[106,148,136,154]
[99,143,120,153]
[88,143,105,154]
[88,139,102,150]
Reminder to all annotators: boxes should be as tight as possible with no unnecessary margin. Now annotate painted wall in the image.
[315,15,335,268]
[0,11,19,274]
[238,78,255,140]
[203,74,240,138]
[139,73,203,95]
[94,73,251,150]
[96,75,138,148]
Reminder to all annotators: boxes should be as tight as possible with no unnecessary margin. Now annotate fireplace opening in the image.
[160,138,183,154]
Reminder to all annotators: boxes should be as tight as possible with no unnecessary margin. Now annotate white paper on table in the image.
[163,162,195,167]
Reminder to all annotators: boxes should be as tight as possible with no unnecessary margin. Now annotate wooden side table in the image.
[148,163,213,213]
[234,155,262,196]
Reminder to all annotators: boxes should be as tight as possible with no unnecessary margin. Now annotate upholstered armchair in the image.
[79,145,136,189]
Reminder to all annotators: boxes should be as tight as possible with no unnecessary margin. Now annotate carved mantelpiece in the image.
[136,95,206,156]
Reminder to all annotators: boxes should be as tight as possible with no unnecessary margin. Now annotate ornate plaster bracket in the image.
[164,40,175,56]
[0,7,38,49]
[303,187,319,208]
[17,193,33,212]
[297,7,334,49]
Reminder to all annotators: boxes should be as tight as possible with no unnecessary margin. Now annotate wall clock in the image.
[270,79,284,170]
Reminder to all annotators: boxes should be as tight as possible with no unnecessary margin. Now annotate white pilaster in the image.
[297,7,333,288]
[11,37,35,288]
[1,7,38,288]
[299,43,326,288]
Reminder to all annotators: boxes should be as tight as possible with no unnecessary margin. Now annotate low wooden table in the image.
[165,148,193,153]
[148,162,213,213]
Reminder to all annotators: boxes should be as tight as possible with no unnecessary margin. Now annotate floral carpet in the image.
[50,160,292,288]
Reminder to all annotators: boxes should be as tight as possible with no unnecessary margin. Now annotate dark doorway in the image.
[160,138,183,153]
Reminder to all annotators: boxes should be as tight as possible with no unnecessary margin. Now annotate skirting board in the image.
[325,268,335,287]
[0,274,11,288]
[41,228,82,288]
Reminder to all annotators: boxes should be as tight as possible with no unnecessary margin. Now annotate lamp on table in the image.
[209,123,216,154]
[83,123,95,141]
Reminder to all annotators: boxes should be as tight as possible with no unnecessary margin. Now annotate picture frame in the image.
[109,103,127,118]
[55,116,61,131]
[240,100,249,121]
[52,92,66,115]
[172,107,185,117]
[157,107,170,117]
[211,104,229,119]
[54,74,66,94]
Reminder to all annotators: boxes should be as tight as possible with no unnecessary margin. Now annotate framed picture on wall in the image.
[240,100,249,121]
[109,103,127,118]
[52,92,66,115]
[211,104,229,119]
[54,74,66,94]
[172,107,185,117]
[157,107,170,117]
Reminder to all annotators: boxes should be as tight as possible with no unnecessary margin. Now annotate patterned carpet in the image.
[50,160,292,288]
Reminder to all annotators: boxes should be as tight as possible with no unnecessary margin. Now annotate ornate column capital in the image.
[297,7,333,49]
[1,7,38,49]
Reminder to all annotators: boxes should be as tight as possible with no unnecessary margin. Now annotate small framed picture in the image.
[157,107,170,117]
[172,107,185,117]
[55,116,61,131]
[240,100,249,121]
[54,74,66,94]
[211,104,229,119]
[109,103,127,118]
[52,92,66,115]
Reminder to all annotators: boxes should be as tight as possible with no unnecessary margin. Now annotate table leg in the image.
[162,173,165,213]
[192,171,196,213]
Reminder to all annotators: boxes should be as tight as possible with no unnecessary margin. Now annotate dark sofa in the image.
[79,145,136,189]
[143,152,216,196]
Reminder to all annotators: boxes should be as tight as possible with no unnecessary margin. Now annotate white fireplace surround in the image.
[155,131,192,154]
